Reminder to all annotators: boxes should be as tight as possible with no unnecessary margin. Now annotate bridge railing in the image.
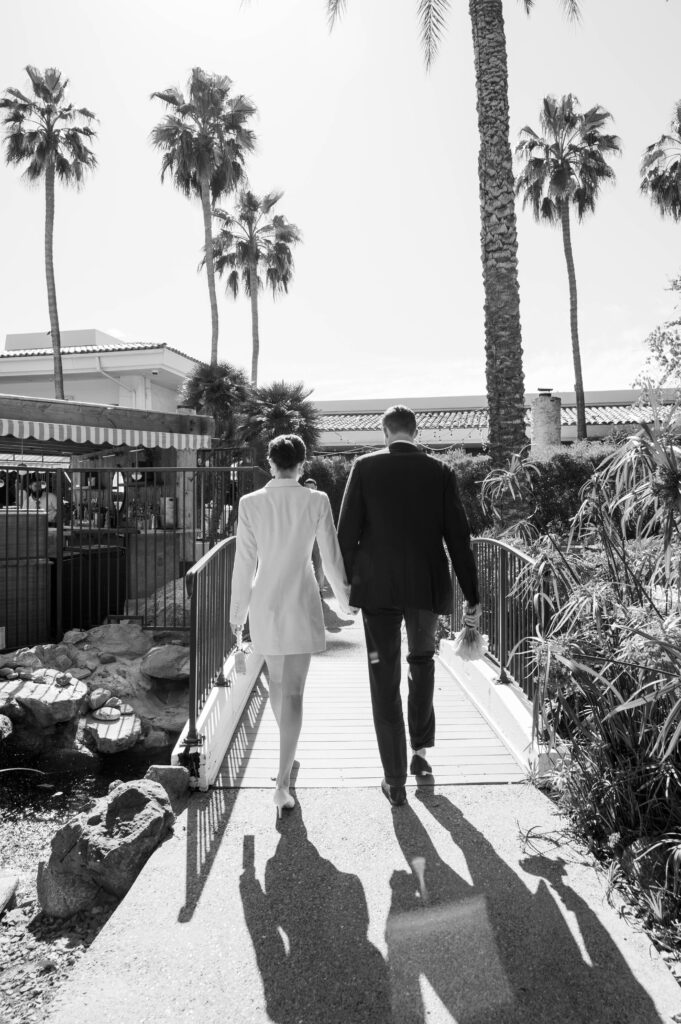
[183,537,236,749]
[451,537,540,701]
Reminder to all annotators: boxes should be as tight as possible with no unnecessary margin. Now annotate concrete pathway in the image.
[45,784,680,1024]
[44,605,680,1023]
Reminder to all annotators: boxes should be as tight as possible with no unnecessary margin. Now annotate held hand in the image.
[230,623,243,638]
[462,602,481,628]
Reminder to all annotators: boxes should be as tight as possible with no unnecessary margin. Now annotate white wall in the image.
[0,372,182,412]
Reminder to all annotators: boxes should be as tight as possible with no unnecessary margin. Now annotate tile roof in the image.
[0,342,201,362]
[320,404,664,432]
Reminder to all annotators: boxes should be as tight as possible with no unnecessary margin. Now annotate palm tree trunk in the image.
[469,0,527,466]
[249,260,260,386]
[559,200,587,440]
[44,163,64,400]
[200,172,219,366]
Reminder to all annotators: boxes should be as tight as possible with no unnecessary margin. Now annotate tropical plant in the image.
[241,380,320,464]
[0,66,97,399]
[150,68,256,366]
[515,95,621,440]
[641,100,681,222]
[326,0,580,465]
[634,274,681,391]
[211,190,302,386]
[179,360,251,443]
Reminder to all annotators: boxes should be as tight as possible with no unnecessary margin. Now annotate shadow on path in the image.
[385,791,666,1024]
[239,800,392,1023]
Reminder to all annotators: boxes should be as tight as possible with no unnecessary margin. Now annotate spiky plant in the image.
[641,100,681,222]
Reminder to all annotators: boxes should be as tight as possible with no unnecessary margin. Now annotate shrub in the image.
[436,450,492,536]
[305,456,353,521]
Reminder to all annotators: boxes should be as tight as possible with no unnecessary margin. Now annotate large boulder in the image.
[136,578,190,630]
[141,645,190,682]
[144,765,190,811]
[85,622,155,659]
[37,780,174,917]
[0,715,12,741]
[83,711,143,754]
[0,672,88,728]
[85,658,188,734]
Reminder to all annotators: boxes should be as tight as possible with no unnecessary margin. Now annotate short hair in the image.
[267,433,307,470]
[381,404,417,436]
[303,478,317,488]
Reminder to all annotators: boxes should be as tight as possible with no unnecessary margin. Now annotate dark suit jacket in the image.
[337,442,480,613]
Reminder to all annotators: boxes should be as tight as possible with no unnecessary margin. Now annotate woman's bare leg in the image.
[276,653,311,789]
[265,656,284,726]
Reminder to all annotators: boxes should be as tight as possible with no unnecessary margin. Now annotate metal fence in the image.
[451,537,539,701]
[0,465,262,649]
[183,537,237,749]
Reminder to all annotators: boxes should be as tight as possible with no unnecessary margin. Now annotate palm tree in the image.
[179,360,251,443]
[211,190,302,386]
[241,380,320,465]
[515,94,620,440]
[150,68,256,366]
[0,66,97,400]
[327,0,580,465]
[641,100,681,222]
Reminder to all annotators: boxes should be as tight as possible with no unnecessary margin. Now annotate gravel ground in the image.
[0,755,163,1024]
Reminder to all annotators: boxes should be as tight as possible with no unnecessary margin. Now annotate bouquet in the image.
[233,627,249,675]
[451,604,488,662]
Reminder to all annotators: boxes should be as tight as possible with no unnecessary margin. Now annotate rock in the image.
[83,711,142,753]
[63,629,88,645]
[0,714,12,740]
[54,672,73,688]
[6,673,89,728]
[99,653,116,665]
[17,669,34,681]
[66,647,101,672]
[89,687,112,710]
[86,661,188,734]
[108,779,124,794]
[105,697,122,710]
[86,622,155,658]
[68,667,92,680]
[118,703,134,716]
[92,706,121,722]
[138,578,191,630]
[144,765,190,809]
[0,667,15,679]
[0,873,19,915]
[10,648,44,669]
[37,780,174,916]
[0,697,25,721]
[141,645,190,682]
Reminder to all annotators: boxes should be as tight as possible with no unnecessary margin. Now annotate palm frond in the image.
[417,0,450,70]
[327,0,348,28]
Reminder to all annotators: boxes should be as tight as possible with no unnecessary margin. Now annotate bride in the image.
[230,434,352,817]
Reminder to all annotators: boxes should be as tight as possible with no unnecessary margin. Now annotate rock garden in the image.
[0,621,192,1023]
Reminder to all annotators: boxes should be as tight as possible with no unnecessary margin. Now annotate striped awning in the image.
[0,418,212,450]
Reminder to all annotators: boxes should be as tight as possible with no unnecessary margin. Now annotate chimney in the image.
[531,388,561,455]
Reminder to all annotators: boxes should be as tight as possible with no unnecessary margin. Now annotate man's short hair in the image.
[381,405,417,436]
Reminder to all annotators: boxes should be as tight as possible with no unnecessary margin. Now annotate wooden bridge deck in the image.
[215,600,526,789]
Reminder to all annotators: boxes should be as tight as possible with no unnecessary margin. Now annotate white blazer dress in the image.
[229,479,352,656]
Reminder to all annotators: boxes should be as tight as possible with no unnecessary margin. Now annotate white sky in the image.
[1,0,680,401]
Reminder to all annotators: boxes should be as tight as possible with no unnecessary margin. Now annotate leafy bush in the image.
[437,450,492,535]
[304,456,353,521]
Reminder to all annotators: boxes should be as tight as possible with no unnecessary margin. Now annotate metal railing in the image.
[0,464,262,648]
[451,537,539,701]
[183,537,236,749]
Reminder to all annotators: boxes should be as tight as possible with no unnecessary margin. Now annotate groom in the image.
[337,404,480,806]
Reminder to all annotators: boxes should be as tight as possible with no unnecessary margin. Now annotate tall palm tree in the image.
[641,100,681,222]
[211,190,302,386]
[179,360,251,443]
[515,94,620,440]
[241,380,320,465]
[150,68,256,366]
[0,66,97,400]
[327,0,580,465]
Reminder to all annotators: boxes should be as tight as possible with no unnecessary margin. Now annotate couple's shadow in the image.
[240,793,666,1024]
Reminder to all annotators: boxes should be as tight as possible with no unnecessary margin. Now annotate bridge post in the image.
[497,545,510,684]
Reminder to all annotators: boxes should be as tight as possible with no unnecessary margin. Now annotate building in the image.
[315,390,675,452]
[0,329,202,413]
